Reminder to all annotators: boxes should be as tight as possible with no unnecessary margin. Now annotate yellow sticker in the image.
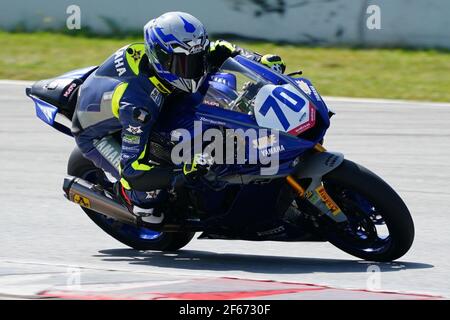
[315,186,341,216]
[73,194,91,208]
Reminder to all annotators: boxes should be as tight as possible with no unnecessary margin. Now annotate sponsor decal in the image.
[114,48,127,76]
[94,139,121,169]
[73,194,91,208]
[252,134,277,150]
[256,225,285,237]
[122,145,140,152]
[154,82,170,94]
[102,91,113,101]
[133,108,150,123]
[296,80,312,96]
[123,134,140,145]
[150,87,163,107]
[203,99,220,107]
[189,44,203,54]
[126,125,143,135]
[212,76,229,85]
[199,116,226,126]
[315,186,341,216]
[310,85,321,101]
[325,154,339,167]
[260,145,285,157]
[45,81,59,90]
[170,130,183,140]
[120,101,132,108]
[288,103,316,136]
[194,153,214,166]
[128,48,142,63]
[305,190,321,206]
[145,190,161,200]
[63,83,77,98]
[170,121,283,176]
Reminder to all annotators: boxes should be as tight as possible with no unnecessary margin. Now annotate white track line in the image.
[0,80,34,86]
[1,259,444,299]
[325,96,450,108]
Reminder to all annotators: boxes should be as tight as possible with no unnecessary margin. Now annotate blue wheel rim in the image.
[323,182,392,254]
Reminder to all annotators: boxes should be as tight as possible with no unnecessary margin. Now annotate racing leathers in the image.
[72,41,286,213]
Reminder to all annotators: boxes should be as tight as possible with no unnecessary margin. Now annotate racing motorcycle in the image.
[26,56,414,262]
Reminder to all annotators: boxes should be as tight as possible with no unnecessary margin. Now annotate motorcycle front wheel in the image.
[310,159,414,262]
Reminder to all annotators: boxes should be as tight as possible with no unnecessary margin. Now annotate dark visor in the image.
[155,46,206,79]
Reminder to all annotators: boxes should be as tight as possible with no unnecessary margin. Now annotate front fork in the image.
[286,144,348,223]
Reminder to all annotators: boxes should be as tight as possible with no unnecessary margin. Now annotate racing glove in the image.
[171,153,213,190]
[259,54,286,74]
[207,40,287,73]
[207,40,238,70]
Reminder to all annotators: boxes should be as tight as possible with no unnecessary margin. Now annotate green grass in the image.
[1,31,449,102]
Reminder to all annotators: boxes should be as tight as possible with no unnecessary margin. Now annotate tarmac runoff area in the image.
[0,80,449,299]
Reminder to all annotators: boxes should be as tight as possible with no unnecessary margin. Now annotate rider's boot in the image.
[114,182,165,226]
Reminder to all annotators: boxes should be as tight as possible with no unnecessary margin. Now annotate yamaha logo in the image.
[189,44,203,54]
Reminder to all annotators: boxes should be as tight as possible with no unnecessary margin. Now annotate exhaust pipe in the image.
[63,176,206,232]
[63,176,136,225]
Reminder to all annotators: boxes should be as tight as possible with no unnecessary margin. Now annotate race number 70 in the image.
[258,86,306,131]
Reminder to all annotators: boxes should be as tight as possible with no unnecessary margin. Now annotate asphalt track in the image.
[0,81,449,299]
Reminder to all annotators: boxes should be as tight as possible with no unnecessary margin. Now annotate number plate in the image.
[254,83,316,134]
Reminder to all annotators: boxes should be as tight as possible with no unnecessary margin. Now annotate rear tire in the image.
[321,159,414,262]
[67,147,195,251]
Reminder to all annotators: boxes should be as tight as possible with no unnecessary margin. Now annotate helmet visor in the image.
[155,46,206,80]
[170,52,206,79]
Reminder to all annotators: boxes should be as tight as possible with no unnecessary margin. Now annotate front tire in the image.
[67,147,195,251]
[320,159,415,262]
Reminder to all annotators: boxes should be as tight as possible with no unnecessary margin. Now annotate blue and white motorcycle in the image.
[26,56,414,262]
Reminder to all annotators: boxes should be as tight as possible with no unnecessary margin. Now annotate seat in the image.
[29,78,82,120]
[28,66,98,120]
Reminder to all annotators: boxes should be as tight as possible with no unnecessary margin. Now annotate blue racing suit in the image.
[72,41,275,208]
[72,43,176,207]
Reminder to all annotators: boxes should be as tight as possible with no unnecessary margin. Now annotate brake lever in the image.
[286,70,303,77]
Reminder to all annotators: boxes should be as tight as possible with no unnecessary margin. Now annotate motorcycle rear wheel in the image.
[67,147,195,251]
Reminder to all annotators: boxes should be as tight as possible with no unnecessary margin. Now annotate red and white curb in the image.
[37,277,443,300]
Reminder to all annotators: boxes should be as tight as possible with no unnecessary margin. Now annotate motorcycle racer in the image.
[72,11,286,225]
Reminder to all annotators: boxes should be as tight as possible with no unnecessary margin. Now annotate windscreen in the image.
[202,58,318,135]
[202,58,268,114]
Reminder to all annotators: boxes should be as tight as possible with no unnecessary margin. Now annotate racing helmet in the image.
[144,12,209,93]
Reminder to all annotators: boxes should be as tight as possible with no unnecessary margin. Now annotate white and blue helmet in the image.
[144,12,209,93]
